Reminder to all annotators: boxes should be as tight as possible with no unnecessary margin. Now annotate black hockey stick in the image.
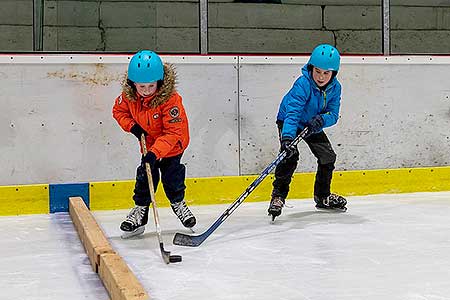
[173,127,310,247]
[141,135,182,263]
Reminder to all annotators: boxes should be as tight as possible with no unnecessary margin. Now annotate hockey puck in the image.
[169,255,182,263]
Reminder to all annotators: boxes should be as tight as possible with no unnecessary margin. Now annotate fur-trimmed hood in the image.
[121,63,177,108]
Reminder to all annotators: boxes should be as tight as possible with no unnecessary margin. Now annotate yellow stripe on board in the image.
[0,184,49,215]
[332,167,450,196]
[89,166,450,210]
[1,167,449,214]
[186,172,311,205]
[89,181,135,211]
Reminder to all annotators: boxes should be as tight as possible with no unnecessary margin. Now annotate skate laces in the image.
[270,197,284,209]
[171,200,193,222]
[126,206,147,226]
[325,193,346,208]
[328,193,340,204]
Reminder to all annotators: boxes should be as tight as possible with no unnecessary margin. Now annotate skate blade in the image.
[268,213,278,224]
[121,226,145,239]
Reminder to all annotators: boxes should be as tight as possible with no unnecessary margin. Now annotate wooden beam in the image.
[99,253,149,300]
[69,196,113,272]
[69,196,149,300]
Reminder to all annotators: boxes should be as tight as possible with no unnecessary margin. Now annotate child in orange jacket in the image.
[113,50,196,238]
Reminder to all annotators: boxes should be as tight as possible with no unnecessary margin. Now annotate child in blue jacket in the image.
[268,44,347,220]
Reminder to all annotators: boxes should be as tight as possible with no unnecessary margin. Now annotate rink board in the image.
[1,166,450,215]
[1,55,450,186]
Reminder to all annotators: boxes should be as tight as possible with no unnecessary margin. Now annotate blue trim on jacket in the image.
[276,64,342,139]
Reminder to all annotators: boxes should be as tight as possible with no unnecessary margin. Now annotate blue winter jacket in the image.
[277,64,342,139]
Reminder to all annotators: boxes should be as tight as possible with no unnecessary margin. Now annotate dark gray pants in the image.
[272,122,336,199]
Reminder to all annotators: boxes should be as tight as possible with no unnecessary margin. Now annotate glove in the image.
[130,124,147,140]
[307,115,324,134]
[281,138,298,160]
[142,151,157,169]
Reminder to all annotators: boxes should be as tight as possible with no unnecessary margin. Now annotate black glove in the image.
[130,124,147,140]
[281,138,298,160]
[142,151,157,169]
[307,115,324,134]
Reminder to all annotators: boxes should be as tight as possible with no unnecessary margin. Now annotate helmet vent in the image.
[137,63,140,68]
[147,63,150,67]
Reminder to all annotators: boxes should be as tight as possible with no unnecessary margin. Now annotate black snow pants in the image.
[272,121,337,199]
[133,153,186,206]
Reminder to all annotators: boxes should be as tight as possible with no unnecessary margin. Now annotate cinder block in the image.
[101,2,156,27]
[0,25,32,51]
[391,0,450,7]
[391,30,450,54]
[44,0,98,26]
[209,28,333,53]
[325,6,381,30]
[282,0,380,4]
[105,28,156,51]
[156,28,199,52]
[43,26,57,51]
[391,6,450,30]
[47,27,103,51]
[335,30,382,53]
[156,2,198,27]
[0,0,32,25]
[209,3,321,29]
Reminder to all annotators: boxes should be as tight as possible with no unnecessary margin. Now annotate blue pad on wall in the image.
[49,183,89,213]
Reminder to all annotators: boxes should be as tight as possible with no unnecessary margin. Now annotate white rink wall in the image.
[0,55,449,185]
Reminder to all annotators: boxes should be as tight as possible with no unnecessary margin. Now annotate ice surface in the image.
[2,192,450,300]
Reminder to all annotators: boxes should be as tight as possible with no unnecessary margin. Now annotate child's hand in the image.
[142,151,157,169]
[307,115,323,134]
[281,138,298,159]
[130,124,148,140]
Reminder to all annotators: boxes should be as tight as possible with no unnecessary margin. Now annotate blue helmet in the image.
[127,50,164,83]
[308,44,340,71]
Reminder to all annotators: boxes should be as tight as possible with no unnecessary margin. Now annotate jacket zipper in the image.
[322,90,327,112]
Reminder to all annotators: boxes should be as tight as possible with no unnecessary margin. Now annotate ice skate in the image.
[120,205,149,239]
[314,193,347,212]
[268,196,285,221]
[171,200,196,228]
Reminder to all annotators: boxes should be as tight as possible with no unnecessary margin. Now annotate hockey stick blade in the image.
[173,128,310,247]
[173,232,206,247]
[173,218,220,247]
[160,243,171,264]
[160,243,182,263]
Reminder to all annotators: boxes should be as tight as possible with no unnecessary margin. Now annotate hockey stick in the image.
[173,127,310,247]
[141,135,182,264]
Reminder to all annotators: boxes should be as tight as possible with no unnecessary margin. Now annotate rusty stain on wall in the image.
[46,64,123,86]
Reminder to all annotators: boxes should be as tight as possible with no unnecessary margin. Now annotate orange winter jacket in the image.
[112,63,189,159]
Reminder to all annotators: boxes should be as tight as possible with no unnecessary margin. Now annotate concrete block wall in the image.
[0,0,449,53]
[42,0,199,52]
[0,0,33,51]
